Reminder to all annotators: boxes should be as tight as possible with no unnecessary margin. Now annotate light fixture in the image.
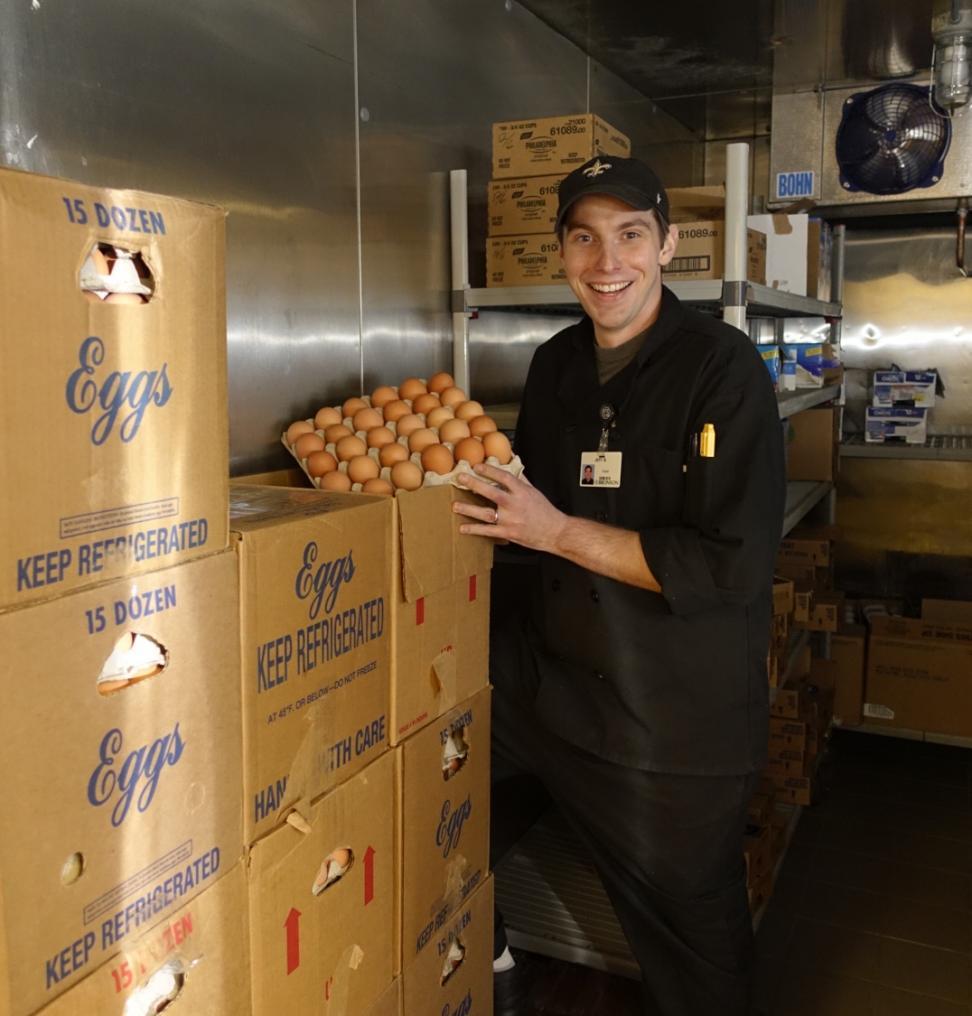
[932,0,972,111]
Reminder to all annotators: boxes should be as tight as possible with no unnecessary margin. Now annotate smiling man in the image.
[455,156,785,1016]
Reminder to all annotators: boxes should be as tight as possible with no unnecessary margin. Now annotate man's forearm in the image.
[552,515,661,592]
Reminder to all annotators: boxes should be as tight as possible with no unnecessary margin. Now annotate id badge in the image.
[579,451,622,488]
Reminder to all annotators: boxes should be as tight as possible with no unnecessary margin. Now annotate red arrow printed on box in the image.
[364,846,375,905]
[284,907,301,974]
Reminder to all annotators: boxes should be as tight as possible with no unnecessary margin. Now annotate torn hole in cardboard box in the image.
[431,645,457,708]
[96,632,168,695]
[442,726,469,781]
[60,851,85,886]
[80,242,155,305]
[121,958,189,1016]
[440,935,466,985]
[311,847,354,896]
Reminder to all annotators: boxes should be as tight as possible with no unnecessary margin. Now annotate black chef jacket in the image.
[513,286,785,775]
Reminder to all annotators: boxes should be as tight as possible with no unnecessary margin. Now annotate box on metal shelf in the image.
[35,865,251,1016]
[391,486,492,744]
[872,370,937,409]
[0,167,229,611]
[865,406,928,445]
[778,531,833,567]
[757,345,782,389]
[400,689,491,971]
[247,750,397,1016]
[772,577,795,617]
[745,213,832,297]
[771,776,813,807]
[488,174,563,236]
[402,877,493,1016]
[793,593,843,633]
[486,234,566,287]
[864,616,972,737]
[229,484,394,846]
[662,221,766,283]
[491,114,630,179]
[0,550,242,1016]
[664,186,768,283]
[786,407,839,483]
[812,632,865,727]
[781,343,843,389]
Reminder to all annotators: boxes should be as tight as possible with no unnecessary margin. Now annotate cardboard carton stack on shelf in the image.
[486,113,630,287]
[0,167,249,1016]
[865,368,938,445]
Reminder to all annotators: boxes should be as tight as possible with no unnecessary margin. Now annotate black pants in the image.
[490,619,759,1016]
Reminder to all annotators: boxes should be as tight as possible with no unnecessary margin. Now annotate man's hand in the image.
[452,462,567,553]
[453,462,661,592]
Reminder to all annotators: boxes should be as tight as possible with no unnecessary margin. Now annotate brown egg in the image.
[370,385,398,408]
[347,455,380,484]
[352,407,384,432]
[379,442,410,467]
[362,477,394,496]
[408,427,438,453]
[455,400,485,421]
[412,392,441,416]
[468,414,498,438]
[421,444,455,475]
[342,396,368,419]
[454,436,486,466]
[426,406,454,429]
[427,371,455,395]
[398,377,427,401]
[314,406,342,430]
[294,433,326,459]
[336,435,368,462]
[307,450,338,477]
[319,470,352,492]
[439,418,471,445]
[366,426,396,449]
[383,399,411,423]
[391,460,423,491]
[324,423,353,445]
[286,420,314,445]
[439,386,468,408]
[483,431,513,464]
[395,413,425,437]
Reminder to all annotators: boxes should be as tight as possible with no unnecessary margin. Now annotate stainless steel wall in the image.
[2,0,697,473]
[835,224,972,596]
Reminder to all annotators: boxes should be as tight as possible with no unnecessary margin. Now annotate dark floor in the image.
[512,728,972,1014]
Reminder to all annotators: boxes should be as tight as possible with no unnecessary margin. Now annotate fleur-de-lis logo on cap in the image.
[583,159,612,178]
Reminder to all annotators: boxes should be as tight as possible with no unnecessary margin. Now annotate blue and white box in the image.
[872,370,937,409]
[865,407,928,445]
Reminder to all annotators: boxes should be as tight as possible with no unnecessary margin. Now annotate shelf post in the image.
[722,142,750,333]
[450,169,471,394]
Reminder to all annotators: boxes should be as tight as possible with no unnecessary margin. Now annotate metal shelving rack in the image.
[450,142,844,976]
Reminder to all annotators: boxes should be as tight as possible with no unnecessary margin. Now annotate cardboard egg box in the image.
[35,865,251,1016]
[402,876,493,1016]
[399,689,490,972]
[0,166,229,611]
[0,550,242,1016]
[229,484,395,846]
[247,750,398,1016]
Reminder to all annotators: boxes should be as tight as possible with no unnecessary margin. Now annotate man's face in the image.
[560,194,678,347]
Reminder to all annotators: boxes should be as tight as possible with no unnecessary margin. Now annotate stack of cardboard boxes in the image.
[0,168,247,1014]
[229,481,496,1015]
[865,368,938,445]
[486,113,630,287]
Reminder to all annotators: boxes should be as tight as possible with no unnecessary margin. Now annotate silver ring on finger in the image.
[492,507,500,525]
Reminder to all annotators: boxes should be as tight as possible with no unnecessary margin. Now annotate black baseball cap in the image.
[555,156,670,233]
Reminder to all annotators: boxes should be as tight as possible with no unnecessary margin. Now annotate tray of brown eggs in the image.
[282,372,521,495]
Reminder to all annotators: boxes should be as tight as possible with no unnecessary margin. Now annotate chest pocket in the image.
[620,443,686,529]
